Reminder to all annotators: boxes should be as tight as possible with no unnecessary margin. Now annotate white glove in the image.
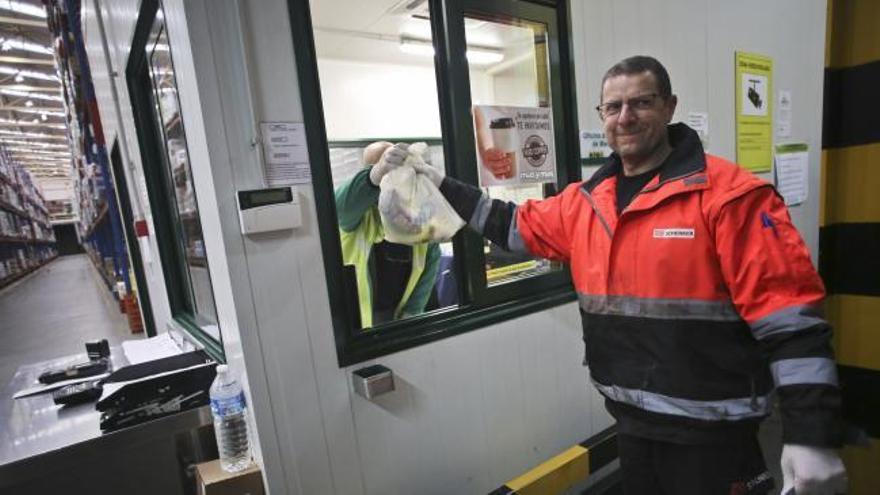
[410,159,444,187]
[369,143,409,186]
[781,444,847,495]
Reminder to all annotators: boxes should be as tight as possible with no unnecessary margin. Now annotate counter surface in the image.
[0,350,212,489]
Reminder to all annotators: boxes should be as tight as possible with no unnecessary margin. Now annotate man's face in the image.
[600,71,677,163]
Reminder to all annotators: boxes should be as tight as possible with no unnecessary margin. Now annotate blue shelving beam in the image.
[52,0,130,293]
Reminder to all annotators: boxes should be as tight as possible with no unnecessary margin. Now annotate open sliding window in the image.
[290,0,580,365]
[126,0,223,360]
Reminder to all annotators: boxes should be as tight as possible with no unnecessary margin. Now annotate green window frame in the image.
[126,0,224,361]
[289,0,582,366]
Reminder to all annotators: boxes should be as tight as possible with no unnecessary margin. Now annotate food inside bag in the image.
[377,143,465,244]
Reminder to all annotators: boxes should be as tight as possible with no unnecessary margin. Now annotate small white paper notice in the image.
[774,144,808,206]
[777,90,792,138]
[260,122,311,186]
[686,112,710,149]
[686,112,709,137]
[580,130,611,159]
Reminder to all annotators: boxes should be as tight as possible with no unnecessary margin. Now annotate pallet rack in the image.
[47,0,128,295]
[0,148,57,290]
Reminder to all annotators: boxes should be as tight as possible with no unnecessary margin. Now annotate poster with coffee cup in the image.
[473,105,556,187]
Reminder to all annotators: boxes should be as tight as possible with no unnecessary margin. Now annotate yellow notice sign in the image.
[735,52,773,172]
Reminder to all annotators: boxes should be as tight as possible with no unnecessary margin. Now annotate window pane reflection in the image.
[148,17,220,339]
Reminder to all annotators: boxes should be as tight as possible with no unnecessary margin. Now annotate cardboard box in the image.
[195,459,264,495]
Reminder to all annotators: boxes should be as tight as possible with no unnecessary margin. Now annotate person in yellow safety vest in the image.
[334,141,441,328]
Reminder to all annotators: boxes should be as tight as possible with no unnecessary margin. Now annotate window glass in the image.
[311,0,461,331]
[147,15,220,340]
[465,15,561,286]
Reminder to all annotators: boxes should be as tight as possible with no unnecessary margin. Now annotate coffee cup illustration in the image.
[489,117,518,179]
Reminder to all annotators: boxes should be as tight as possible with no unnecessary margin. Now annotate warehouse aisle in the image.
[0,254,130,387]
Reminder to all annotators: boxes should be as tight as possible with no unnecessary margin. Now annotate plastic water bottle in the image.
[210,364,251,472]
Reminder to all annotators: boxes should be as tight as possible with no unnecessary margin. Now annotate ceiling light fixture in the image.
[0,1,47,18]
[0,66,59,82]
[0,37,52,56]
[1,89,63,102]
[399,38,503,65]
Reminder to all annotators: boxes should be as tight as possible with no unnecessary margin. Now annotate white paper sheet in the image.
[774,147,809,206]
[121,333,184,365]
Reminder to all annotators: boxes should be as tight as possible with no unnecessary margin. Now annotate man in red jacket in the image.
[400,55,847,494]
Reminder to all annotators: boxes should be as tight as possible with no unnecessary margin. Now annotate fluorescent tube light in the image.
[399,38,503,65]
[0,1,46,18]
[1,88,62,102]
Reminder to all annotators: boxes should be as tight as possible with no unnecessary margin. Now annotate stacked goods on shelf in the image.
[0,148,58,289]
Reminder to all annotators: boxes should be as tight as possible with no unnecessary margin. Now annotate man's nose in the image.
[617,103,637,124]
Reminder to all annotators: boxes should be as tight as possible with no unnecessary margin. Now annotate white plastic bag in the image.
[377,143,465,244]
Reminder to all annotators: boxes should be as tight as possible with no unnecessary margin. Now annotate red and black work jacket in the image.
[440,123,842,447]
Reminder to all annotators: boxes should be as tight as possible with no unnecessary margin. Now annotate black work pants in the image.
[618,434,774,495]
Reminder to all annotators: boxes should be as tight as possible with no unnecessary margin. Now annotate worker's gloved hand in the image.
[781,444,847,495]
[369,143,409,186]
[410,159,444,187]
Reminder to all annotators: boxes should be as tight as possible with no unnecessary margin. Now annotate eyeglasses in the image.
[596,93,661,119]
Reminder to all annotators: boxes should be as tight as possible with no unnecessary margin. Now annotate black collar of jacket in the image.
[582,123,706,193]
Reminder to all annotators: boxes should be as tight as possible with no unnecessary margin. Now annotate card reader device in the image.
[236,187,301,235]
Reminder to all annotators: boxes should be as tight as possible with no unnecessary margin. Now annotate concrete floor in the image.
[0,254,132,387]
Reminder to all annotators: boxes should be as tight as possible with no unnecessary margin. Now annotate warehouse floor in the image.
[0,254,131,387]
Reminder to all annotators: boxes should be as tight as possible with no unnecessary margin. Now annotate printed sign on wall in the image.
[473,105,556,187]
[735,52,773,172]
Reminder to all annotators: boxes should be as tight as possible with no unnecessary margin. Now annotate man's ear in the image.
[664,94,678,123]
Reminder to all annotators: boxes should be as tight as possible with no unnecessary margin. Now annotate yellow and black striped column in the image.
[822,1,880,493]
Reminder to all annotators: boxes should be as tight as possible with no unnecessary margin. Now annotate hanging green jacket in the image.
[335,168,441,328]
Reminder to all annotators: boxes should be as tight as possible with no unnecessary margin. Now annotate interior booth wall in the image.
[570,0,827,258]
[82,0,173,334]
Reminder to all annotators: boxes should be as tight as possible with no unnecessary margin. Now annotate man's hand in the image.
[369,143,409,186]
[781,444,847,494]
[410,160,444,187]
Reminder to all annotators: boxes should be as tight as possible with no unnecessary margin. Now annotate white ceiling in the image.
[309,0,535,68]
[0,0,72,186]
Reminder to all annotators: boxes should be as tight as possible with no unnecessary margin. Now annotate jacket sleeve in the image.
[335,168,379,232]
[438,177,574,260]
[713,185,843,447]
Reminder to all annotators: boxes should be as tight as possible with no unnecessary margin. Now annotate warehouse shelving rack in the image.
[45,0,144,333]
[0,148,58,290]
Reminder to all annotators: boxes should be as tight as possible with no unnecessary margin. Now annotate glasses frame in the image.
[595,92,661,120]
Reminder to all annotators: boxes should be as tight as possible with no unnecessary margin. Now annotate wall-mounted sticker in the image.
[473,105,556,187]
[735,52,773,172]
[776,90,792,138]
